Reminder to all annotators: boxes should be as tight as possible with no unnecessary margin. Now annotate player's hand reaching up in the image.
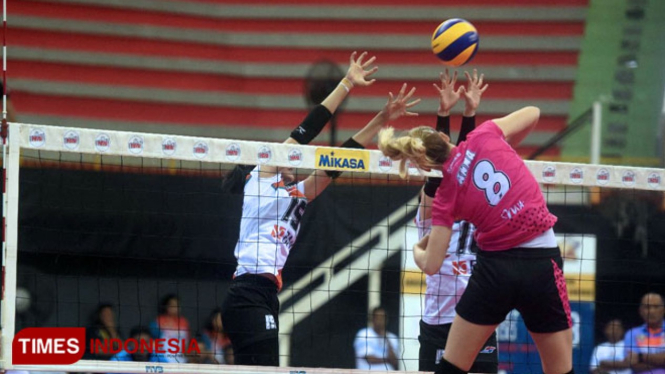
[433,69,462,116]
[382,83,421,122]
[461,69,489,117]
[345,51,379,87]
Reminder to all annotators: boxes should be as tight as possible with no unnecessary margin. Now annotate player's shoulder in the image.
[467,120,503,141]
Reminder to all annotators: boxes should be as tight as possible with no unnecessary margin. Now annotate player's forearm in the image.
[413,237,436,275]
[320,78,353,114]
[457,115,476,145]
[351,111,387,146]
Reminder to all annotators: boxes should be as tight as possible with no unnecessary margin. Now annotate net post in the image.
[1,122,19,369]
[591,101,602,164]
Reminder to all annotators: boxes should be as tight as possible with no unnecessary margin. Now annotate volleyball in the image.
[431,18,479,67]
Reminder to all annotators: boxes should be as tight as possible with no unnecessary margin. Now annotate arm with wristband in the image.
[222,51,378,193]
[302,83,420,201]
[420,69,488,211]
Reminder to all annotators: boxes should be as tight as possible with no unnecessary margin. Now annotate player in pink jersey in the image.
[222,51,421,366]
[379,106,573,374]
[417,69,497,373]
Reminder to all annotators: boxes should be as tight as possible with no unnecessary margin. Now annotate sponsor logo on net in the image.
[225,143,241,161]
[596,168,610,186]
[648,172,661,189]
[569,167,584,185]
[193,141,208,159]
[288,148,303,166]
[257,146,272,164]
[63,130,80,150]
[316,147,369,172]
[542,165,556,183]
[13,327,201,366]
[29,129,46,148]
[406,160,420,175]
[162,137,177,156]
[378,156,393,172]
[621,170,636,187]
[95,134,111,153]
[127,135,144,155]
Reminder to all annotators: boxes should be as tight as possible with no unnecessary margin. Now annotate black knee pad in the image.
[435,358,468,374]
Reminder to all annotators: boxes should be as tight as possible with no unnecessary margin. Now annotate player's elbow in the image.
[422,264,439,276]
[524,106,540,124]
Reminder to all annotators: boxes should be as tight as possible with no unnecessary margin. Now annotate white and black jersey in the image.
[234,166,308,290]
[415,208,477,325]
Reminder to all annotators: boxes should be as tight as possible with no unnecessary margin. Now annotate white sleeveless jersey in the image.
[234,167,308,290]
[415,208,477,325]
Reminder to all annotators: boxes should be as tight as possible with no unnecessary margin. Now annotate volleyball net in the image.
[2,122,665,374]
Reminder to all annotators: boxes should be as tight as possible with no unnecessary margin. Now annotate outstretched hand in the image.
[383,83,421,122]
[345,51,379,87]
[461,69,489,116]
[433,69,462,116]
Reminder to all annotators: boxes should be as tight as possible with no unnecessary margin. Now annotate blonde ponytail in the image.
[378,126,450,178]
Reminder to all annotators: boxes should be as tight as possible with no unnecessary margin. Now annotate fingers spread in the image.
[365,66,379,77]
[404,86,417,101]
[362,56,377,68]
[356,51,368,66]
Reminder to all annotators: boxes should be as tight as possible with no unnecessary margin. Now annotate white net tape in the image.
[19,123,665,191]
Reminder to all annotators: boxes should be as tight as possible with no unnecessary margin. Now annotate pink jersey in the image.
[432,121,557,251]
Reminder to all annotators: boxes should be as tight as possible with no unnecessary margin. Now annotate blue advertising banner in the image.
[497,302,595,373]
[498,234,597,373]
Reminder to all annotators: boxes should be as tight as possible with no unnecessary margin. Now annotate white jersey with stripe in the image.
[416,208,477,325]
[234,167,308,290]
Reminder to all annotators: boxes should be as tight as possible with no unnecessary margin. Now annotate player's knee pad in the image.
[435,358,468,374]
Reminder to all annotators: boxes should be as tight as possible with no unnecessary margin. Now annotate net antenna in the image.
[1,0,20,367]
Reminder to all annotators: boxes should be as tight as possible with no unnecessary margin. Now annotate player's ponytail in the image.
[378,126,450,178]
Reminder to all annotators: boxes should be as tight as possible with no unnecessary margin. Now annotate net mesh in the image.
[5,123,665,374]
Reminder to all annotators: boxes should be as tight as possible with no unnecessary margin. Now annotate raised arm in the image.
[420,70,488,221]
[457,69,487,143]
[260,51,378,178]
[493,106,540,147]
[303,84,420,201]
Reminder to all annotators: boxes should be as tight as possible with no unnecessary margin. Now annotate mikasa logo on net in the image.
[315,148,368,171]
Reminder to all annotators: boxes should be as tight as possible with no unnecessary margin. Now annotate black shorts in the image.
[221,274,280,350]
[419,320,498,373]
[456,247,572,333]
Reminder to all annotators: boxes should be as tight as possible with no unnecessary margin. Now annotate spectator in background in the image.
[354,306,400,370]
[590,319,631,374]
[200,308,231,364]
[85,303,122,360]
[110,326,168,367]
[625,292,665,373]
[187,333,219,364]
[149,294,191,363]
